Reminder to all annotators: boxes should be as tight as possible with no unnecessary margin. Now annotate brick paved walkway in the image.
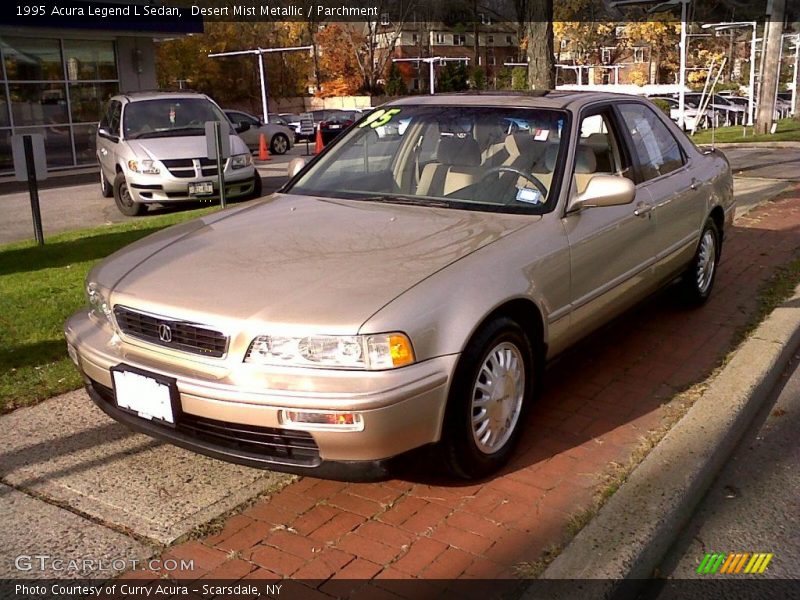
[124,190,800,590]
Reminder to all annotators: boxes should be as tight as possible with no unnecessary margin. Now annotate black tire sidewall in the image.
[251,173,263,198]
[100,170,113,197]
[684,218,721,303]
[113,172,144,216]
[442,318,537,479]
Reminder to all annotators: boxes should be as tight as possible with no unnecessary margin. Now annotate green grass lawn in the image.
[0,206,218,414]
[691,118,800,145]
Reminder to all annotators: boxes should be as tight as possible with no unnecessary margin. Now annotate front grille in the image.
[113,305,228,358]
[89,380,321,466]
[161,157,226,178]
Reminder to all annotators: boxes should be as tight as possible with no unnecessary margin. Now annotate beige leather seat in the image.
[416,136,482,196]
[536,144,598,194]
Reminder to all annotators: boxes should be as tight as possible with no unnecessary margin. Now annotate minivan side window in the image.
[617,103,684,182]
[108,101,122,136]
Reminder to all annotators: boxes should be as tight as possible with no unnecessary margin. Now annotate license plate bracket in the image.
[111,364,182,427]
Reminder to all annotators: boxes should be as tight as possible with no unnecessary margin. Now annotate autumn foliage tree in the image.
[315,24,363,97]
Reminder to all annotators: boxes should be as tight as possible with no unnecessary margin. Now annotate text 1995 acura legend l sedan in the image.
[65,92,734,480]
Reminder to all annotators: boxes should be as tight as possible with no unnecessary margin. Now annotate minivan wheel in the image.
[113,172,145,216]
[440,317,537,480]
[250,173,263,199]
[681,218,720,305]
[100,170,113,198]
[270,133,289,155]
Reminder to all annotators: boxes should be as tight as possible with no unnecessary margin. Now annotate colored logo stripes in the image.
[697,552,774,574]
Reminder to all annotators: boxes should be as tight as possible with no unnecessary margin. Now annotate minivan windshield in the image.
[123,98,228,139]
[288,106,568,212]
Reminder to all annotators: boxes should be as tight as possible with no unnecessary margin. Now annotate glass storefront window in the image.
[16,125,74,167]
[0,130,11,172]
[63,40,117,81]
[8,83,69,126]
[2,37,63,81]
[69,82,118,123]
[72,123,97,164]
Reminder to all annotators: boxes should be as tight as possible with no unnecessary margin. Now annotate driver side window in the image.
[575,111,630,194]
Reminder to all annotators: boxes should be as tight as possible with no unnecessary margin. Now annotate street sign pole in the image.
[23,136,44,246]
[214,122,227,209]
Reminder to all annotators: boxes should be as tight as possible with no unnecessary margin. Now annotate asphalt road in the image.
[645,350,800,592]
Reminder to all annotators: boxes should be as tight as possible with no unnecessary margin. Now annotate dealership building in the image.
[0,15,200,173]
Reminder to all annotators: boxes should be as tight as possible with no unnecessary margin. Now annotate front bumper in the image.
[65,309,455,479]
[127,169,256,204]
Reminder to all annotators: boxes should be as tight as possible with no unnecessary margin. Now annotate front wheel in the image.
[440,318,537,480]
[680,218,720,305]
[250,173,263,199]
[113,172,145,216]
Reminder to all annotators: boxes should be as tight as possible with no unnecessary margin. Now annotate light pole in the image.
[611,0,691,128]
[208,46,314,123]
[393,57,470,95]
[702,22,757,126]
[789,34,800,116]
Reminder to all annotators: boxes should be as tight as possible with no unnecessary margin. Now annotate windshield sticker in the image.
[516,186,544,204]
[359,108,402,129]
[169,106,176,125]
[534,129,549,141]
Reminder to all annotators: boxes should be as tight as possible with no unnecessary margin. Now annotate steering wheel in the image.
[478,166,548,200]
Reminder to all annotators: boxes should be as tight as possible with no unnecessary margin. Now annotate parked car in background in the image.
[318,110,360,144]
[224,110,294,155]
[649,96,718,131]
[70,92,733,480]
[684,94,746,126]
[97,91,259,216]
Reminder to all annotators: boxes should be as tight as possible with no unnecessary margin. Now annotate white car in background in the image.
[224,110,294,155]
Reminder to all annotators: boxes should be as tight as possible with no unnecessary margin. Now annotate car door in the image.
[616,102,707,282]
[97,100,121,179]
[563,107,658,336]
[228,111,260,148]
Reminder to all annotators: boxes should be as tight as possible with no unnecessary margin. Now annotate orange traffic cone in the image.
[314,125,324,154]
[258,133,270,161]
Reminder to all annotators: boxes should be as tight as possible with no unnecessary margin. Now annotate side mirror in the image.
[287,157,306,178]
[569,175,635,212]
[97,126,118,142]
[234,122,251,134]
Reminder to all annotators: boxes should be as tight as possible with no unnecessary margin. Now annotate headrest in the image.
[543,144,596,173]
[504,132,537,157]
[583,133,609,149]
[474,121,506,149]
[437,136,481,168]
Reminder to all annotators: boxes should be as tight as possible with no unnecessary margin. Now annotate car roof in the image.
[385,90,640,111]
[113,91,211,103]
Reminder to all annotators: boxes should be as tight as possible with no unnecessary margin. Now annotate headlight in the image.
[127,159,160,174]
[86,282,113,322]
[244,333,415,370]
[230,153,252,170]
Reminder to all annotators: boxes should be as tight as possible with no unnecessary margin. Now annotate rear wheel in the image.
[680,218,720,305]
[440,318,537,480]
[100,169,113,198]
[270,133,289,155]
[113,172,145,216]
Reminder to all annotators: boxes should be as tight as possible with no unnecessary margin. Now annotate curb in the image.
[531,280,800,595]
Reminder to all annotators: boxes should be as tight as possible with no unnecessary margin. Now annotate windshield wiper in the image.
[129,127,205,139]
[350,194,451,208]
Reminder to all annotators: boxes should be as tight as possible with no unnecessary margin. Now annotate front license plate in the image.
[188,182,213,196]
[111,366,178,425]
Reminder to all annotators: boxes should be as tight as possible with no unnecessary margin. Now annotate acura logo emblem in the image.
[157,323,172,343]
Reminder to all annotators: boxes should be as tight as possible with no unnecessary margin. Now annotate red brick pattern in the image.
[124,192,800,588]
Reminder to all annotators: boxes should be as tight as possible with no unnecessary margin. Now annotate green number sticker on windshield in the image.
[359,108,401,129]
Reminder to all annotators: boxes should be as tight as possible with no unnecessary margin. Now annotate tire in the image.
[250,173,263,199]
[440,317,538,480]
[680,218,721,305]
[113,172,145,216]
[270,133,289,155]
[100,169,113,198]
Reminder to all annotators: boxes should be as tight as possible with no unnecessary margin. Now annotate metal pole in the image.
[748,23,756,126]
[23,135,44,246]
[429,59,435,95]
[214,122,227,209]
[677,0,688,130]
[791,37,799,116]
[257,51,269,124]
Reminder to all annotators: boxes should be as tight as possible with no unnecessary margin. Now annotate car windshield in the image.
[288,105,568,212]
[123,98,227,139]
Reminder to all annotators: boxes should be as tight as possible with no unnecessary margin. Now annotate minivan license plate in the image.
[188,182,213,196]
[112,368,175,424]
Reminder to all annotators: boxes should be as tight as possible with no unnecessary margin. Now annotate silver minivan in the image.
[97,91,260,216]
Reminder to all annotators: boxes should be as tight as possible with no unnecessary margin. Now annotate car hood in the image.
[126,135,248,160]
[102,194,533,332]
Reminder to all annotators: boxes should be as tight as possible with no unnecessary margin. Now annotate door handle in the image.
[690,178,698,190]
[634,203,653,217]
